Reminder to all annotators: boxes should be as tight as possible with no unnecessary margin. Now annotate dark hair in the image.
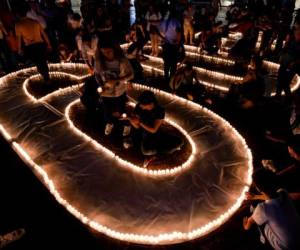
[253,168,279,198]
[97,35,124,70]
[288,135,300,156]
[72,13,82,21]
[16,5,29,18]
[98,33,115,49]
[185,61,193,70]
[138,91,157,105]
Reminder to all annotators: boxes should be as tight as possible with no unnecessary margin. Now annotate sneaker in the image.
[104,123,114,135]
[0,228,26,249]
[123,138,133,149]
[123,125,131,137]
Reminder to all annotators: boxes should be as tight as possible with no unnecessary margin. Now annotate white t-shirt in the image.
[27,9,47,29]
[145,12,162,31]
[252,190,300,250]
[94,55,133,97]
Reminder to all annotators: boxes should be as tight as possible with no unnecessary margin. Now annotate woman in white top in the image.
[94,39,133,136]
[145,5,161,56]
[76,28,98,70]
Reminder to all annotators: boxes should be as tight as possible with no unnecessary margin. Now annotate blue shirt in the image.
[159,18,181,45]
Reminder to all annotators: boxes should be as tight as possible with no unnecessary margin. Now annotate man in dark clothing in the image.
[159,11,184,80]
[276,28,300,101]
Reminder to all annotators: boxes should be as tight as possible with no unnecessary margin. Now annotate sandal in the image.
[0,228,26,249]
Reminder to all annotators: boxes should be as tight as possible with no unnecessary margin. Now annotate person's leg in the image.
[26,43,50,82]
[0,39,14,72]
[34,43,50,81]
[184,24,189,44]
[115,94,131,137]
[274,32,285,56]
[162,44,171,79]
[102,97,116,135]
[189,26,194,45]
[169,45,178,78]
[276,66,285,98]
[283,70,295,102]
[141,133,157,156]
[150,34,155,56]
[154,34,159,56]
[141,133,159,167]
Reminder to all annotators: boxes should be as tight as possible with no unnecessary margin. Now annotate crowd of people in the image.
[1,0,300,249]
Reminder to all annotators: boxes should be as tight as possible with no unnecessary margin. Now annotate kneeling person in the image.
[127,91,183,167]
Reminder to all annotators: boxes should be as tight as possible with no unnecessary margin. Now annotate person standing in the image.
[183,4,195,45]
[15,8,51,83]
[159,9,184,80]
[276,28,300,101]
[94,38,133,137]
[26,0,47,30]
[145,5,161,56]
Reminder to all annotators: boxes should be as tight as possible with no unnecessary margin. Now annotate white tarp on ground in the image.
[0,64,252,245]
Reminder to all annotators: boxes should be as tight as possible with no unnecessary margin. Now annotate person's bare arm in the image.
[118,59,134,82]
[140,119,163,134]
[246,192,267,201]
[289,193,300,200]
[277,164,297,176]
[40,25,51,49]
[243,216,255,230]
[129,116,140,129]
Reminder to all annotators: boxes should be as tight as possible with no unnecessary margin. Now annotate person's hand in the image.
[127,82,133,91]
[288,62,295,69]
[245,192,255,200]
[243,217,250,230]
[205,98,213,105]
[187,94,194,101]
[88,66,94,75]
[129,116,140,126]
[46,44,52,53]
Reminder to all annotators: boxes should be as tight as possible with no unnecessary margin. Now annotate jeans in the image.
[276,66,294,100]
[0,39,14,72]
[102,94,127,124]
[162,43,180,79]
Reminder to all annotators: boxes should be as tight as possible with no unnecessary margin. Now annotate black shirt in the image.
[134,104,165,129]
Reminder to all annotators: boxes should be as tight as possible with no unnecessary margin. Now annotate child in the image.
[94,38,133,136]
